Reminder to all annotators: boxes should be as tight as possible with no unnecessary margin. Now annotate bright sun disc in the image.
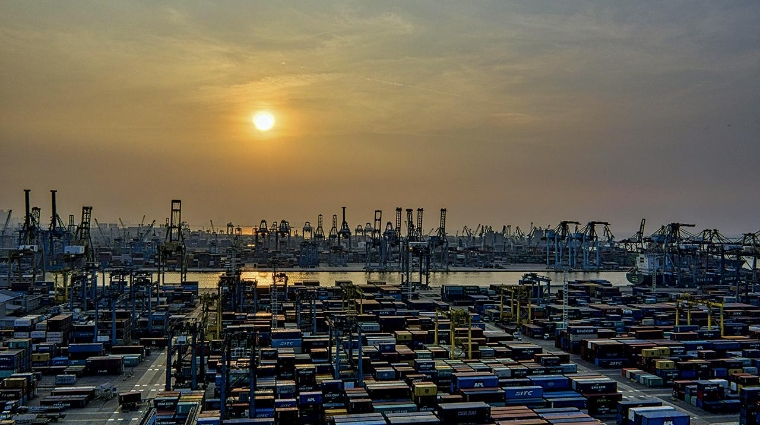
[253,112,275,131]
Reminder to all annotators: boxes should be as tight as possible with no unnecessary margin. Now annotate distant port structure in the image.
[1,189,759,292]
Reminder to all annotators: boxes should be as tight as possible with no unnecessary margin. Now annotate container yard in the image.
[0,194,759,424]
[0,272,755,425]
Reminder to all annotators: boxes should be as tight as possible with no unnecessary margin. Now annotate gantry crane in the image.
[340,281,364,315]
[434,308,473,359]
[496,284,534,327]
[325,313,365,384]
[675,294,726,337]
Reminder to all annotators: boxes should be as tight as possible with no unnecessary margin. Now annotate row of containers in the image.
[202,330,626,421]
[563,323,760,416]
[209,373,622,418]
[0,372,39,411]
[184,402,690,425]
[0,338,146,412]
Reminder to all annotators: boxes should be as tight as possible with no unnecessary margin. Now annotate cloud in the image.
[0,2,759,233]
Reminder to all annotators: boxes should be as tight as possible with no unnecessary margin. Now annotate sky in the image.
[1,1,759,237]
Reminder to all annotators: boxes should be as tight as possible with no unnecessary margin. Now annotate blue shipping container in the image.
[504,386,543,399]
[638,410,690,425]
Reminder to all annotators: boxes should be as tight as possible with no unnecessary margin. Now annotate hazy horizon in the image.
[2,2,758,236]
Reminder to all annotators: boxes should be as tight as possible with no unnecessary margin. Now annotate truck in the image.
[118,391,142,410]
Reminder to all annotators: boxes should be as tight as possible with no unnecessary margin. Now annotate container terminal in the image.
[0,193,758,424]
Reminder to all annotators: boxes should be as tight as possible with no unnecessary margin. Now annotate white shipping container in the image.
[25,315,43,325]
[46,337,64,344]
[46,332,63,338]
[13,332,30,338]
[55,375,77,385]
[63,246,85,255]
[14,319,32,328]
[31,331,46,339]
[35,321,47,331]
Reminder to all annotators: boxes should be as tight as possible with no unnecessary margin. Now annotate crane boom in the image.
[1,210,11,247]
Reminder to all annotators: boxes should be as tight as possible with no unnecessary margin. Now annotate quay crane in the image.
[0,210,11,249]
[9,190,44,289]
[577,221,612,270]
[158,200,187,285]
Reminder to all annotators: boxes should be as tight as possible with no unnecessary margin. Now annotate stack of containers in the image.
[529,375,586,411]
[694,379,738,413]
[13,316,42,339]
[628,407,690,425]
[451,372,503,405]
[295,364,317,392]
[43,386,95,408]
[581,340,627,368]
[412,382,437,409]
[740,387,760,425]
[85,356,124,376]
[570,375,621,415]
[30,351,51,368]
[0,350,26,378]
[332,413,385,425]
[196,412,221,425]
[383,411,440,425]
[274,398,299,424]
[503,385,544,408]
[271,329,303,354]
[111,345,145,368]
[31,319,46,342]
[321,380,345,410]
[154,391,180,423]
[71,323,95,343]
[67,343,103,366]
[0,377,28,407]
[558,326,598,354]
[175,390,204,423]
[490,405,546,424]
[436,401,490,424]
[537,408,604,425]
[730,373,760,394]
[616,399,662,425]
[298,390,322,424]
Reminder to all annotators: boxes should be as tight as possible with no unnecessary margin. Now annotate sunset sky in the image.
[1,2,758,236]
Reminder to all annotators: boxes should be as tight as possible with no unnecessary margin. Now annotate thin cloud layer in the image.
[1,2,758,234]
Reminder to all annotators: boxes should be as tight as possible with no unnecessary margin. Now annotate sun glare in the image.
[253,111,275,131]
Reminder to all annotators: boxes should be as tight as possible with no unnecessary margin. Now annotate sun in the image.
[253,111,275,131]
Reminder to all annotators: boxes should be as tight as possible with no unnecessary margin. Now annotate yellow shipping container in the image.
[656,347,671,356]
[2,377,27,389]
[655,360,675,370]
[413,382,437,397]
[641,348,660,358]
[325,409,348,419]
[31,353,51,362]
[728,368,744,375]
[395,331,412,342]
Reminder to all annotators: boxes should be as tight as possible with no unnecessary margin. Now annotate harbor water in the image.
[157,270,631,290]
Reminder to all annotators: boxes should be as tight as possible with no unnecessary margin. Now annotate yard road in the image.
[33,349,168,424]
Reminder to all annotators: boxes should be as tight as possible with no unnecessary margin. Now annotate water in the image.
[154,269,630,290]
